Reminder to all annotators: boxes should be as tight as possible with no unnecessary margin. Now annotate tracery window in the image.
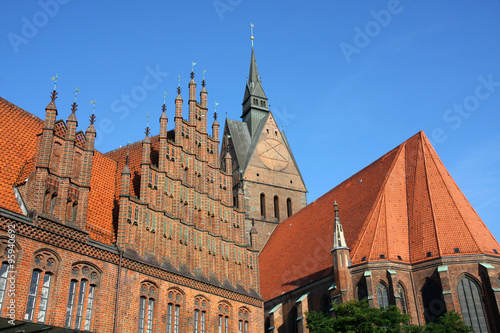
[218,302,231,333]
[194,296,208,333]
[166,289,183,333]
[138,281,157,333]
[398,283,408,315]
[25,250,59,324]
[377,282,389,309]
[457,276,489,332]
[65,263,100,330]
[238,307,250,333]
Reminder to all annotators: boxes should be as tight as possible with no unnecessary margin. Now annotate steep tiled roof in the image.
[0,97,43,213]
[87,151,117,244]
[259,131,500,301]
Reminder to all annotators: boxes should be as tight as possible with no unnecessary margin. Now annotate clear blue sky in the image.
[2,1,500,243]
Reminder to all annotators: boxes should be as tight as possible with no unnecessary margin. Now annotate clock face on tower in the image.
[257,138,289,171]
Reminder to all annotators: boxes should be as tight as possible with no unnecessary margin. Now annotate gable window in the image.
[286,198,292,218]
[274,195,280,222]
[457,276,489,332]
[260,193,266,219]
[65,263,100,330]
[218,302,231,333]
[25,250,59,324]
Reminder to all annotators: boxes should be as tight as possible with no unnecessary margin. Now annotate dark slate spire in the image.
[243,47,268,104]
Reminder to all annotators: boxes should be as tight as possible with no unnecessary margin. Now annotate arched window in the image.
[274,195,280,222]
[0,238,20,313]
[421,278,446,324]
[377,282,389,309]
[398,283,408,315]
[25,250,59,324]
[238,307,250,333]
[138,282,157,333]
[50,193,57,214]
[218,302,231,333]
[457,276,489,332]
[357,276,368,301]
[64,263,100,330]
[321,295,332,316]
[287,198,292,218]
[167,289,183,333]
[260,193,266,219]
[289,306,298,333]
[194,296,208,333]
[71,201,78,222]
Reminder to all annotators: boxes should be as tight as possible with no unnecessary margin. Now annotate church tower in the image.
[222,28,307,251]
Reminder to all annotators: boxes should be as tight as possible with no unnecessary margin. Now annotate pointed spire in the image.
[161,92,168,118]
[145,113,150,138]
[333,201,349,250]
[122,141,131,174]
[202,69,207,88]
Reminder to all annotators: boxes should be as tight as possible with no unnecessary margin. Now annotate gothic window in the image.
[457,276,489,332]
[289,306,298,333]
[274,195,280,222]
[260,193,266,219]
[65,263,100,330]
[421,278,446,324]
[25,250,59,324]
[218,302,231,333]
[166,289,183,333]
[50,193,57,214]
[357,276,368,301]
[286,198,292,218]
[194,296,208,333]
[377,282,389,309]
[398,283,408,315]
[71,201,78,223]
[238,307,250,333]
[321,295,332,316]
[138,282,157,333]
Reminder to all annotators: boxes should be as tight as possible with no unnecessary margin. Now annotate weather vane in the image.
[250,23,254,47]
[191,61,196,72]
[178,75,181,87]
[146,113,150,127]
[50,74,60,91]
[163,92,168,104]
[90,100,96,114]
[73,87,80,103]
[203,70,207,80]
[214,101,219,113]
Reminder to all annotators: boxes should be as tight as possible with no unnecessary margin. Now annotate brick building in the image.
[0,50,264,331]
[260,131,500,333]
[222,47,307,251]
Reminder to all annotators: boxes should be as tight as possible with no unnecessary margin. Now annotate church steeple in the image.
[241,25,269,137]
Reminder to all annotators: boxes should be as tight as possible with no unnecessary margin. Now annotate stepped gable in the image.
[105,135,161,199]
[259,131,500,301]
[0,97,43,213]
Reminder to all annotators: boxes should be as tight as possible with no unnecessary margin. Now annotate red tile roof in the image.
[259,131,500,301]
[0,97,43,213]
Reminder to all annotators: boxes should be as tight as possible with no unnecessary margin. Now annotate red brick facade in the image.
[0,68,263,331]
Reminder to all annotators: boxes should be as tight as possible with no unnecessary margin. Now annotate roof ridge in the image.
[422,135,481,254]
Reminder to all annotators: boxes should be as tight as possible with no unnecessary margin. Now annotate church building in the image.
[260,131,500,333]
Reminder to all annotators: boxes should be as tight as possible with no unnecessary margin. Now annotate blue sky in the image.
[2,1,500,243]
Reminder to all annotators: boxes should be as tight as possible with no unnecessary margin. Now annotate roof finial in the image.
[214,101,219,113]
[202,69,206,87]
[145,113,150,136]
[250,23,254,47]
[163,91,168,105]
[71,87,80,113]
[89,100,96,124]
[191,61,196,79]
[177,75,182,94]
[251,218,255,227]
[50,74,59,92]
[214,112,218,120]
